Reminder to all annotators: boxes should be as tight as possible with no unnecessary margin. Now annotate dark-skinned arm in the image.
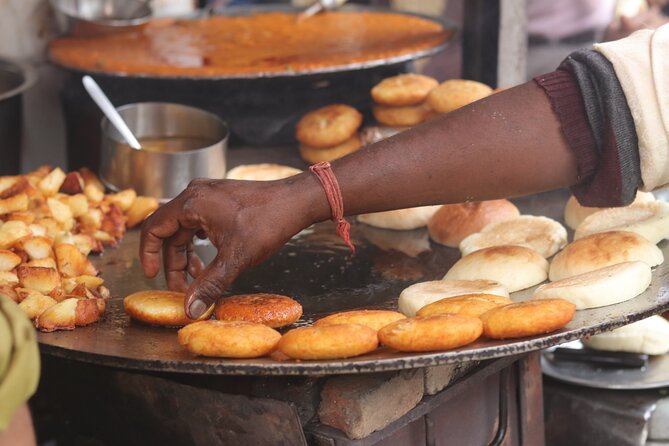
[140,81,579,318]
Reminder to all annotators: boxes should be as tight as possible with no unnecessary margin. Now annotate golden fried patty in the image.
[479,298,576,339]
[178,320,281,358]
[278,324,378,360]
[214,293,302,328]
[299,134,362,164]
[295,104,363,148]
[123,290,213,327]
[427,79,492,113]
[372,103,434,127]
[314,309,406,331]
[416,293,513,318]
[371,74,439,106]
[378,314,482,352]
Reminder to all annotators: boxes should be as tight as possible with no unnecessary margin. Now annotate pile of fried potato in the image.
[0,166,158,332]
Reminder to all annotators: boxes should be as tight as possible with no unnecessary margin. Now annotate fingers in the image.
[184,254,242,319]
[163,229,198,292]
[139,204,183,278]
[187,243,205,279]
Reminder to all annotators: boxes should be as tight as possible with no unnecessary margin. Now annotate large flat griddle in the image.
[37,186,669,376]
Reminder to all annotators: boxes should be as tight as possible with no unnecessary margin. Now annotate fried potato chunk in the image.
[126,196,159,228]
[55,243,98,277]
[0,249,21,271]
[0,193,28,215]
[18,293,57,320]
[38,168,66,197]
[15,236,54,260]
[36,297,101,332]
[17,266,61,294]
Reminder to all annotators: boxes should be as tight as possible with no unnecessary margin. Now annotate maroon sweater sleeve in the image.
[533,69,610,204]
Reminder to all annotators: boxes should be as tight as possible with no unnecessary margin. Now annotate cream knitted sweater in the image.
[594,24,669,191]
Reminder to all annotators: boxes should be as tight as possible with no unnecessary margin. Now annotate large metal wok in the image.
[54,5,459,170]
[37,150,669,376]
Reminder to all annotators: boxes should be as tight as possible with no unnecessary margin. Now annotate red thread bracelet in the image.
[309,161,355,254]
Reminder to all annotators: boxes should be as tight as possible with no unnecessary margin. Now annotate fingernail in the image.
[189,299,207,319]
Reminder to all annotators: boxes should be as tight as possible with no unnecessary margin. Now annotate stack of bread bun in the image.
[295,104,363,164]
[371,74,438,127]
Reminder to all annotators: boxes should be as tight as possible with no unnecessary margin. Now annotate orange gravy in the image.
[49,11,451,77]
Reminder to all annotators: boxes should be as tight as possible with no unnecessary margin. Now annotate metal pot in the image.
[50,0,152,37]
[100,102,228,200]
[0,58,37,175]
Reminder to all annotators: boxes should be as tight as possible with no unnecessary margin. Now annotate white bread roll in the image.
[582,316,669,355]
[398,279,509,316]
[564,191,655,230]
[549,231,663,281]
[226,164,302,181]
[444,245,548,292]
[459,215,567,258]
[534,261,651,309]
[574,201,669,244]
[427,200,520,248]
[357,206,442,231]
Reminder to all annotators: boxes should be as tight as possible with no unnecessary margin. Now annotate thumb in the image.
[184,254,241,319]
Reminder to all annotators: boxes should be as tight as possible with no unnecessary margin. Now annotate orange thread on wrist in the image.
[309,161,355,254]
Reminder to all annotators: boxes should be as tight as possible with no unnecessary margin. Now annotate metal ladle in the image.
[82,75,142,150]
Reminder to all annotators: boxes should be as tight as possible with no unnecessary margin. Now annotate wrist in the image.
[280,172,332,226]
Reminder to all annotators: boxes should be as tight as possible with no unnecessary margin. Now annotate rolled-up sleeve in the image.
[0,297,40,432]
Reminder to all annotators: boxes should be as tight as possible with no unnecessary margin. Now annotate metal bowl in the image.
[0,58,37,175]
[50,0,152,37]
[100,102,228,200]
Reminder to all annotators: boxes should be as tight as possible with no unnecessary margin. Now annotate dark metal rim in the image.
[50,5,460,80]
[38,300,669,376]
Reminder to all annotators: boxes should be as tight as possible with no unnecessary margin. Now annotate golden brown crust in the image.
[371,74,439,106]
[427,79,493,113]
[427,200,519,248]
[372,103,433,127]
[299,134,362,163]
[296,104,363,148]
[548,231,663,281]
[214,293,302,328]
[479,299,575,339]
[124,290,213,327]
[378,314,482,352]
[178,320,281,358]
[416,293,513,318]
[17,266,61,295]
[314,309,406,331]
[278,324,378,360]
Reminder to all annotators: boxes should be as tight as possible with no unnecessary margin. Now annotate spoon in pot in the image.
[82,75,142,150]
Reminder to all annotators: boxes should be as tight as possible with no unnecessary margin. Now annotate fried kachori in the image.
[426,79,492,113]
[416,293,513,318]
[372,103,433,127]
[479,299,575,339]
[298,134,362,163]
[296,104,363,148]
[278,324,378,360]
[178,320,281,358]
[123,290,213,327]
[214,293,302,328]
[314,309,406,331]
[371,73,439,106]
[378,314,483,352]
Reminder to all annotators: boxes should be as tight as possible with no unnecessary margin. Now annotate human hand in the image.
[139,175,325,318]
